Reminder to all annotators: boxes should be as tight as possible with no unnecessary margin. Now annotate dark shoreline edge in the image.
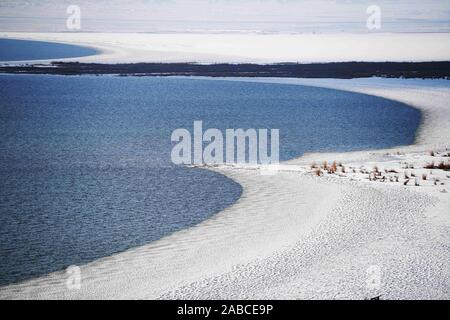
[1,61,450,79]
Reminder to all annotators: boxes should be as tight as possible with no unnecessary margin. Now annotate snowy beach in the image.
[0,76,448,300]
[1,32,450,64]
[0,30,449,300]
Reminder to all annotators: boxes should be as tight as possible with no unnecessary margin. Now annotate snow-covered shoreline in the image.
[2,32,450,64]
[0,76,448,300]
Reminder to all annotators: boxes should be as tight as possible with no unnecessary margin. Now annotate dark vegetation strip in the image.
[1,61,450,79]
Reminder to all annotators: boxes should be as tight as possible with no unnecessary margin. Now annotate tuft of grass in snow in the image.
[424,161,450,171]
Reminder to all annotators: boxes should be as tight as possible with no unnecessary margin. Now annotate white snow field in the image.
[1,32,450,64]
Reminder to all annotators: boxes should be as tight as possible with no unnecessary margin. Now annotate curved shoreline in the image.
[0,77,449,299]
[0,38,104,64]
[163,77,450,299]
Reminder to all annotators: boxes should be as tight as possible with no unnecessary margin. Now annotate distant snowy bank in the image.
[1,32,450,64]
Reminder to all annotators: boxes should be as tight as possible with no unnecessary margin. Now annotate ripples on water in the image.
[0,75,421,285]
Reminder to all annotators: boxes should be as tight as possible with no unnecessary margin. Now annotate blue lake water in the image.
[0,39,98,62]
[0,75,421,285]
